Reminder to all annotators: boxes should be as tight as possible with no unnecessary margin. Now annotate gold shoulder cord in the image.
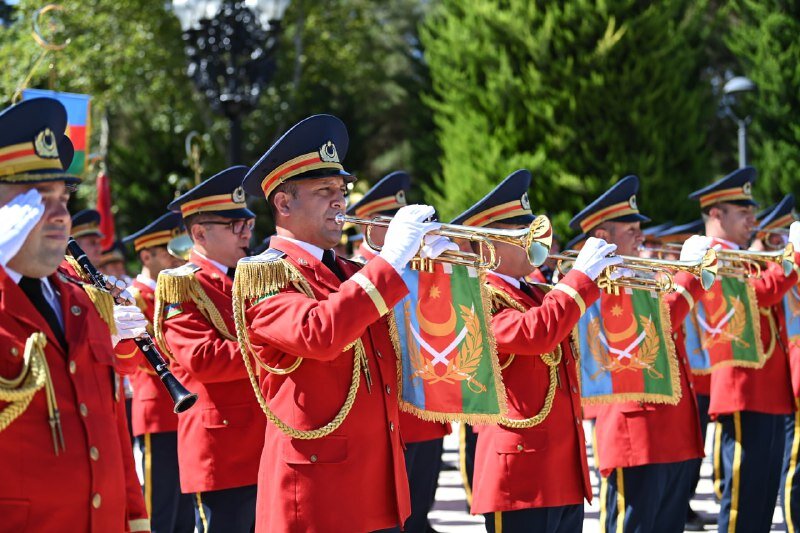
[0,333,65,454]
[232,256,363,439]
[486,284,561,429]
[758,307,777,360]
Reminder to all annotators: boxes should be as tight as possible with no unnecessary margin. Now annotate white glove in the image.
[572,237,623,281]
[680,235,713,263]
[379,205,440,273]
[0,189,44,268]
[111,305,148,346]
[789,221,800,249]
[420,234,459,260]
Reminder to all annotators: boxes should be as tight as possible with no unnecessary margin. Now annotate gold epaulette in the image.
[63,255,90,282]
[486,284,526,313]
[234,249,313,301]
[82,284,117,335]
[155,263,201,305]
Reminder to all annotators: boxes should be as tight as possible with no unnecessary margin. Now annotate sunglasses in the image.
[199,218,255,235]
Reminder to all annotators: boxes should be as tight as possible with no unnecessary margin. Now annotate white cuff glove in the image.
[680,235,713,263]
[572,237,623,281]
[0,189,44,268]
[111,305,148,346]
[379,205,440,273]
[789,221,800,249]
[420,234,459,260]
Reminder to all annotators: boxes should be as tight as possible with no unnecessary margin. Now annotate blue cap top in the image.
[450,170,534,226]
[758,194,795,231]
[168,166,255,220]
[123,211,185,252]
[71,209,103,238]
[688,167,757,209]
[346,171,410,218]
[569,175,650,233]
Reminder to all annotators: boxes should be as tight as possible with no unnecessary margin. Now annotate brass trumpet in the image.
[552,248,718,294]
[716,243,795,277]
[167,233,193,261]
[334,213,553,270]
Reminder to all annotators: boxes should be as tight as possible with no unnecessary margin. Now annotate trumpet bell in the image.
[527,215,552,267]
[167,234,193,261]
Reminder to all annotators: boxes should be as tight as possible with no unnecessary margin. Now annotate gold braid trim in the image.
[0,333,47,432]
[759,307,777,361]
[64,255,90,282]
[153,264,200,359]
[233,258,314,374]
[232,258,363,438]
[82,285,117,335]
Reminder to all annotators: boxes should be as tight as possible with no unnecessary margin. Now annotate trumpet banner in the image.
[784,286,800,350]
[574,288,681,405]
[683,277,764,374]
[390,262,507,424]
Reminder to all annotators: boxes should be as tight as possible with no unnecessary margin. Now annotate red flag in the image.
[96,169,115,249]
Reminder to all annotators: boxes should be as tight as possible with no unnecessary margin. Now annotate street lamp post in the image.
[722,75,757,168]
[174,0,289,164]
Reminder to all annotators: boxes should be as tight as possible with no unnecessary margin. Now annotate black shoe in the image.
[684,507,705,531]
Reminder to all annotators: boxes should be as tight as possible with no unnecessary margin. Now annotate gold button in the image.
[310,454,318,463]
[90,446,99,461]
[673,332,678,340]
[10,346,18,356]
[376,350,383,359]
[389,422,395,432]
[71,305,82,316]
[80,403,88,417]
[69,361,76,374]
[571,386,578,394]
[222,419,229,426]
[211,273,220,279]
[575,417,580,425]
[385,385,391,394]
[92,493,101,509]
[516,444,524,451]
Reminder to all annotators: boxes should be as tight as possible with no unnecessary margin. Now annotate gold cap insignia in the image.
[396,190,407,205]
[520,192,531,211]
[34,128,59,159]
[232,186,246,203]
[629,195,638,210]
[743,182,752,196]
[319,141,339,163]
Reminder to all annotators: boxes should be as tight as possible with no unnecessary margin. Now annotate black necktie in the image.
[226,267,236,280]
[19,277,67,350]
[519,281,538,300]
[322,250,346,282]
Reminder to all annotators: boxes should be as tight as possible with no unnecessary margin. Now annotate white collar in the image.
[489,271,521,289]
[193,250,229,276]
[135,273,157,291]
[5,266,59,303]
[277,236,327,261]
[711,236,741,250]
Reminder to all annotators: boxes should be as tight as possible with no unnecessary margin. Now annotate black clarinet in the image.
[67,238,198,413]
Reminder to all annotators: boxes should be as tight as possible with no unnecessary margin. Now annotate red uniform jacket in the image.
[129,278,178,436]
[159,252,265,493]
[471,270,599,514]
[0,268,135,532]
[708,244,799,416]
[594,271,706,475]
[355,242,451,444]
[789,284,800,398]
[245,237,411,532]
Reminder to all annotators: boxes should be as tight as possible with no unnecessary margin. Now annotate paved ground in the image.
[428,422,787,532]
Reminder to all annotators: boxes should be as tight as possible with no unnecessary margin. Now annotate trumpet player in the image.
[346,170,452,533]
[689,168,800,533]
[572,175,710,533]
[452,169,621,533]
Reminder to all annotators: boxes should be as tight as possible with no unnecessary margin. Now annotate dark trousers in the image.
[601,460,695,533]
[404,437,444,533]
[483,505,582,533]
[717,411,785,533]
[781,402,800,532]
[194,484,257,533]
[134,432,194,533]
[459,423,478,509]
[688,393,710,501]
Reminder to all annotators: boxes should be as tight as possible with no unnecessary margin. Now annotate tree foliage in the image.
[422,1,720,232]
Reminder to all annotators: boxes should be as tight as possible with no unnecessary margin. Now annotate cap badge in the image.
[743,182,752,196]
[232,186,246,203]
[319,141,339,163]
[629,195,638,210]
[396,190,407,205]
[520,192,530,211]
[34,128,59,159]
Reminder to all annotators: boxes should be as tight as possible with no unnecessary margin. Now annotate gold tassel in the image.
[82,285,117,335]
[233,258,313,302]
[155,268,197,305]
[64,255,90,282]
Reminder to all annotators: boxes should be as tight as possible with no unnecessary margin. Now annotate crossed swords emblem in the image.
[409,305,473,366]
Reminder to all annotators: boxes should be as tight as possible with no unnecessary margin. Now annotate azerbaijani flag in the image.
[575,288,681,405]
[22,89,91,176]
[391,262,507,423]
[684,277,763,374]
